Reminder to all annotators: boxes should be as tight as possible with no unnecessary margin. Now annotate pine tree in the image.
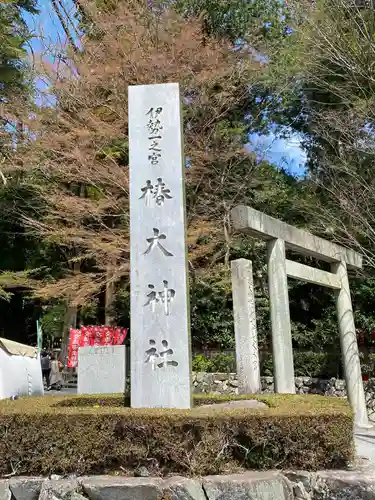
[0,0,37,99]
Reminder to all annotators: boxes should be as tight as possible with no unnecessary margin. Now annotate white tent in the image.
[0,338,44,399]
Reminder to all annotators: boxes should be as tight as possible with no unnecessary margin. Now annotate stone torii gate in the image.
[231,204,369,427]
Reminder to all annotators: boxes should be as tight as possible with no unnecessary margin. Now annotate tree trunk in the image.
[59,261,80,365]
[59,184,85,367]
[105,261,116,326]
[223,204,231,269]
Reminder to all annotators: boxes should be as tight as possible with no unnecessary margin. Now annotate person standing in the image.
[49,355,63,390]
[40,351,51,390]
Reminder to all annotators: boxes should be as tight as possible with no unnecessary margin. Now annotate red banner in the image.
[67,326,128,368]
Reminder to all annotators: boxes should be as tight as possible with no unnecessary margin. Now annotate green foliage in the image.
[261,0,375,184]
[262,351,343,379]
[0,0,38,99]
[366,354,375,378]
[0,393,353,476]
[80,299,99,325]
[193,350,344,378]
[96,138,128,166]
[174,0,290,46]
[188,159,313,351]
[0,1,39,338]
[192,352,236,372]
[190,265,235,348]
[40,302,66,343]
[249,162,310,225]
[192,353,211,371]
[111,285,130,329]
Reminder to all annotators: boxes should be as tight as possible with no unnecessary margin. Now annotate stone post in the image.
[332,261,369,427]
[267,238,295,394]
[128,83,192,409]
[231,259,261,394]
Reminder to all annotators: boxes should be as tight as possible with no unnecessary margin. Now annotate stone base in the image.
[195,399,268,412]
[3,468,375,500]
[78,346,126,395]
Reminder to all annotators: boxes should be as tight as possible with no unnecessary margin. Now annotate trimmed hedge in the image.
[0,394,353,477]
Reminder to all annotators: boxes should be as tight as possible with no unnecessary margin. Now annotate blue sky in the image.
[247,131,307,175]
[24,0,78,50]
[24,1,307,176]
[24,0,78,106]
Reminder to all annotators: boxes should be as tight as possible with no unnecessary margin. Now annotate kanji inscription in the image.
[143,280,175,316]
[145,339,178,371]
[139,178,173,207]
[129,83,192,409]
[143,228,173,257]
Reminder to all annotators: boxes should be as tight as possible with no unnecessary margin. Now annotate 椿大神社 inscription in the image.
[129,83,192,409]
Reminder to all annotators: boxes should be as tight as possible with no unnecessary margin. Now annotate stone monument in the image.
[128,83,192,409]
[231,259,261,394]
[77,345,126,395]
[231,204,369,427]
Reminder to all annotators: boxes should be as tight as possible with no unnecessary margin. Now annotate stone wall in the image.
[192,372,374,397]
[2,468,375,500]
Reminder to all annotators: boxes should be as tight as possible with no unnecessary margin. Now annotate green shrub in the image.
[192,354,213,372]
[0,394,353,477]
[361,353,375,377]
[192,353,235,372]
[209,352,236,372]
[193,351,343,377]
[262,351,342,378]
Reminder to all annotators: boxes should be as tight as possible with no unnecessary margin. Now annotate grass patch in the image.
[0,393,353,477]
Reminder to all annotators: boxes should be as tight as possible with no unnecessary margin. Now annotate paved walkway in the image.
[46,386,77,396]
[355,426,375,464]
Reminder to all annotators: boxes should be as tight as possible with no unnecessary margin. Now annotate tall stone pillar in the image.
[267,238,295,394]
[231,258,261,394]
[332,261,369,427]
[129,83,192,409]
